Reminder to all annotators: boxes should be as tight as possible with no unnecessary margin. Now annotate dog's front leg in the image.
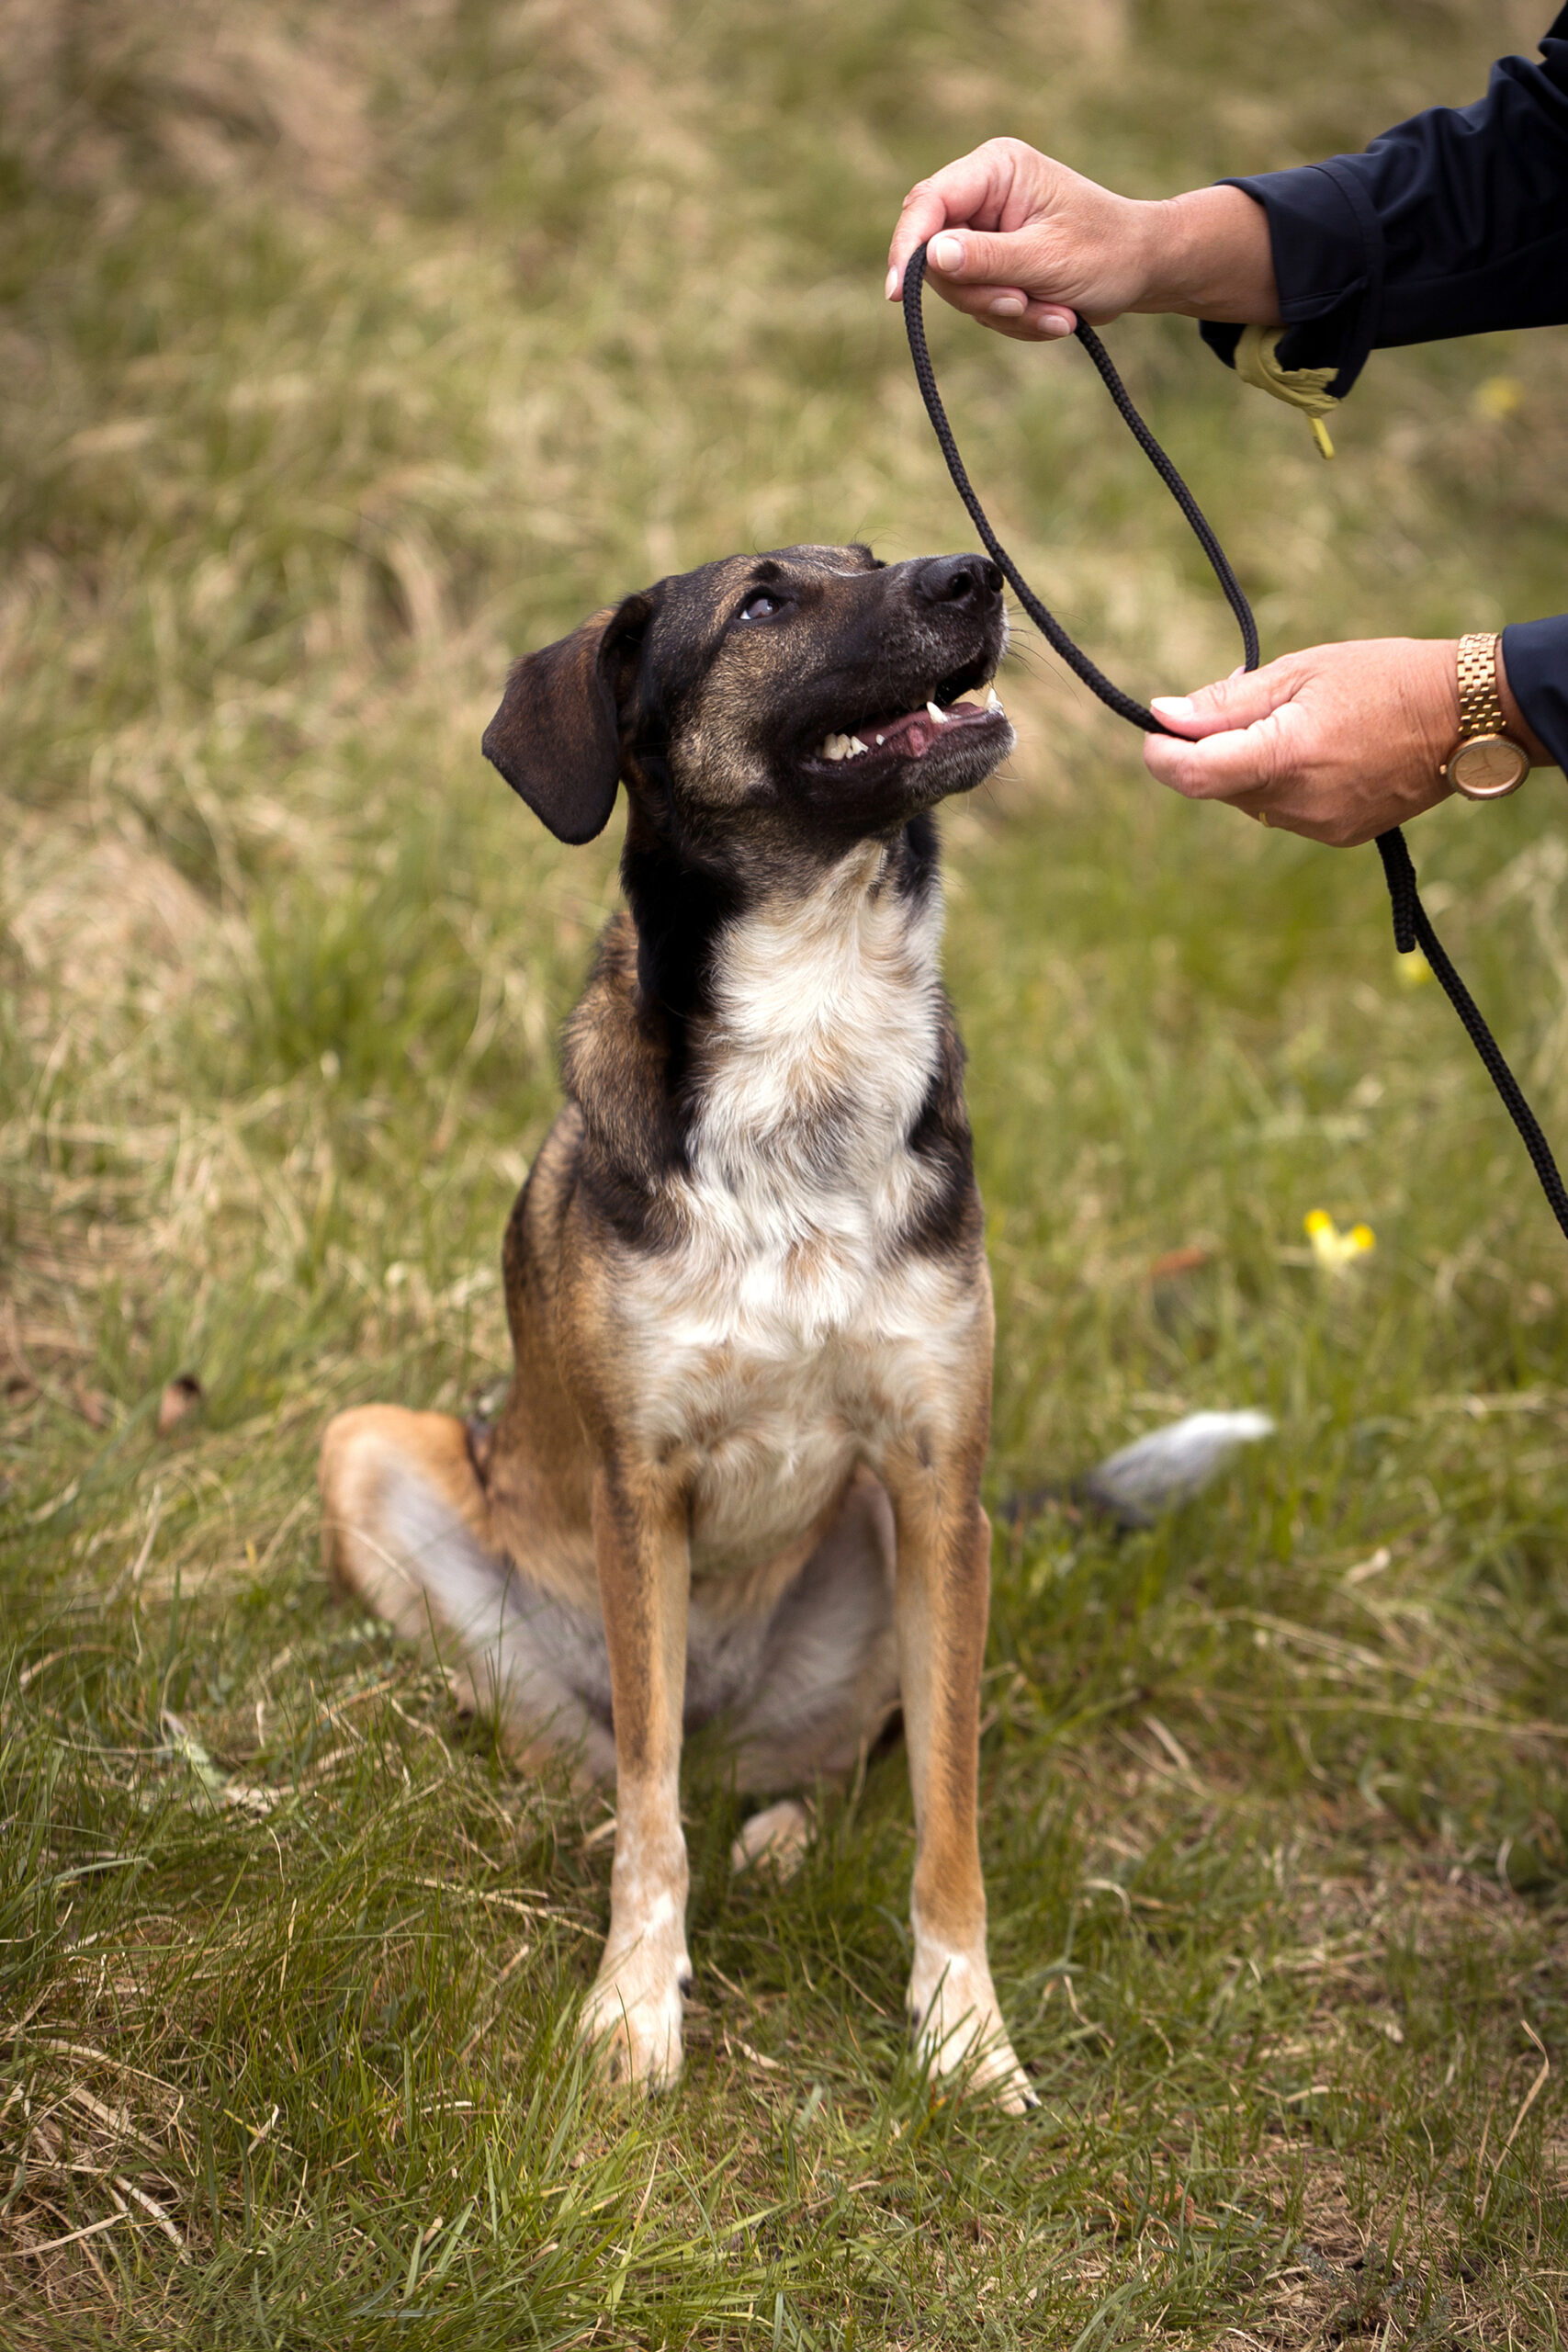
[885,1442,1034,2113]
[579,1456,693,2090]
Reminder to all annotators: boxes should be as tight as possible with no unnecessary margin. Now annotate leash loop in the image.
[902,241,1568,1248]
[901,244,1258,718]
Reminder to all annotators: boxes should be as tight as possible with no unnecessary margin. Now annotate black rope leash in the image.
[902,240,1568,1247]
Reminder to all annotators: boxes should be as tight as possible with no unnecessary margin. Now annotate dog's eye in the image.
[739,589,784,621]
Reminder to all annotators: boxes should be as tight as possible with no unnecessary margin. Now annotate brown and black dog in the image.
[319,541,1034,2108]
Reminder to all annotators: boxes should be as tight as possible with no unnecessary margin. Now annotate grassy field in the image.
[4,0,1568,2342]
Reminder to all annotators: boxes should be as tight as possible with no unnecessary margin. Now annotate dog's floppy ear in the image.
[481,594,652,844]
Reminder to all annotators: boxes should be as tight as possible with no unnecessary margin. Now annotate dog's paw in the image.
[908,1948,1036,2116]
[730,1798,814,1881]
[579,1943,692,2091]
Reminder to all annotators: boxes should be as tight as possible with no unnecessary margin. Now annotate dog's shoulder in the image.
[560,908,646,1124]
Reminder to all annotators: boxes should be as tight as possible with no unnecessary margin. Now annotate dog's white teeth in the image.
[849,735,868,755]
[926,700,948,725]
[821,732,847,761]
[875,734,885,745]
[986,686,1004,714]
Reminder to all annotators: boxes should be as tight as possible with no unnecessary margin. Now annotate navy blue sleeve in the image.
[1504,616,1568,775]
[1199,9,1568,396]
[1193,16,1568,776]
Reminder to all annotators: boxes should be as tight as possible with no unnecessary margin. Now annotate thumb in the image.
[1149,664,1288,739]
[926,226,1048,288]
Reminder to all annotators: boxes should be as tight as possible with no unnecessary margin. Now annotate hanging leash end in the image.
[1374,827,1418,956]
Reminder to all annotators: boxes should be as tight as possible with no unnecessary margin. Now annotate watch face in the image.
[1450,732,1530,799]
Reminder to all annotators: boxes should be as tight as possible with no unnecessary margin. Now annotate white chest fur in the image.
[617,845,980,1573]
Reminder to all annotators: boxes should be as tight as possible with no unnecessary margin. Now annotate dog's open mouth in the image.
[811,685,1006,766]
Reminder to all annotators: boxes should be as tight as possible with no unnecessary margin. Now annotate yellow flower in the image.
[1305,1209,1376,1272]
[1473,375,1523,421]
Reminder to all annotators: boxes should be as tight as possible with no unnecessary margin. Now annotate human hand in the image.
[885,139,1278,341]
[886,140,1151,339]
[1142,639,1471,846]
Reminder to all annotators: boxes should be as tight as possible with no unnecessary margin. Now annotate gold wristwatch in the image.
[1443,631,1531,800]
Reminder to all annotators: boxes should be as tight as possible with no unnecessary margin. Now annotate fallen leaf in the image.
[73,1383,111,1429]
[157,1374,204,1438]
[1149,1245,1212,1281]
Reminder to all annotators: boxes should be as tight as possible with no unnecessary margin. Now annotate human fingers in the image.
[919,229,1078,334]
[1143,715,1288,802]
[1145,717,1440,846]
[886,147,1028,298]
[1148,661,1298,739]
[918,296,1079,342]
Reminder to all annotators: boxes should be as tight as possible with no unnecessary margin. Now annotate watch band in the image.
[1457,630,1508,740]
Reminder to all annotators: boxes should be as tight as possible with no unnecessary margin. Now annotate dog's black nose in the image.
[911,554,1004,607]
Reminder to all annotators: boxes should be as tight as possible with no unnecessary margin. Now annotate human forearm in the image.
[1134,185,1280,322]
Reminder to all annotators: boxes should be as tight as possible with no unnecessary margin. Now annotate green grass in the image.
[4,1,1567,2341]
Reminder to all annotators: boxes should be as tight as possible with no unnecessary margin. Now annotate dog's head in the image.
[481,544,1014,852]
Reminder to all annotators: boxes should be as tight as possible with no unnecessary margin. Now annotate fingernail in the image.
[1150,695,1196,719]
[988,294,1026,318]
[885,266,899,299]
[928,233,964,274]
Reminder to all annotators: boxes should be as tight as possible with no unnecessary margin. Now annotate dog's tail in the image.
[1002,1408,1275,1532]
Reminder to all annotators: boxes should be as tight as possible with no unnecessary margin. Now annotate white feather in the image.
[1085,1409,1274,1521]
